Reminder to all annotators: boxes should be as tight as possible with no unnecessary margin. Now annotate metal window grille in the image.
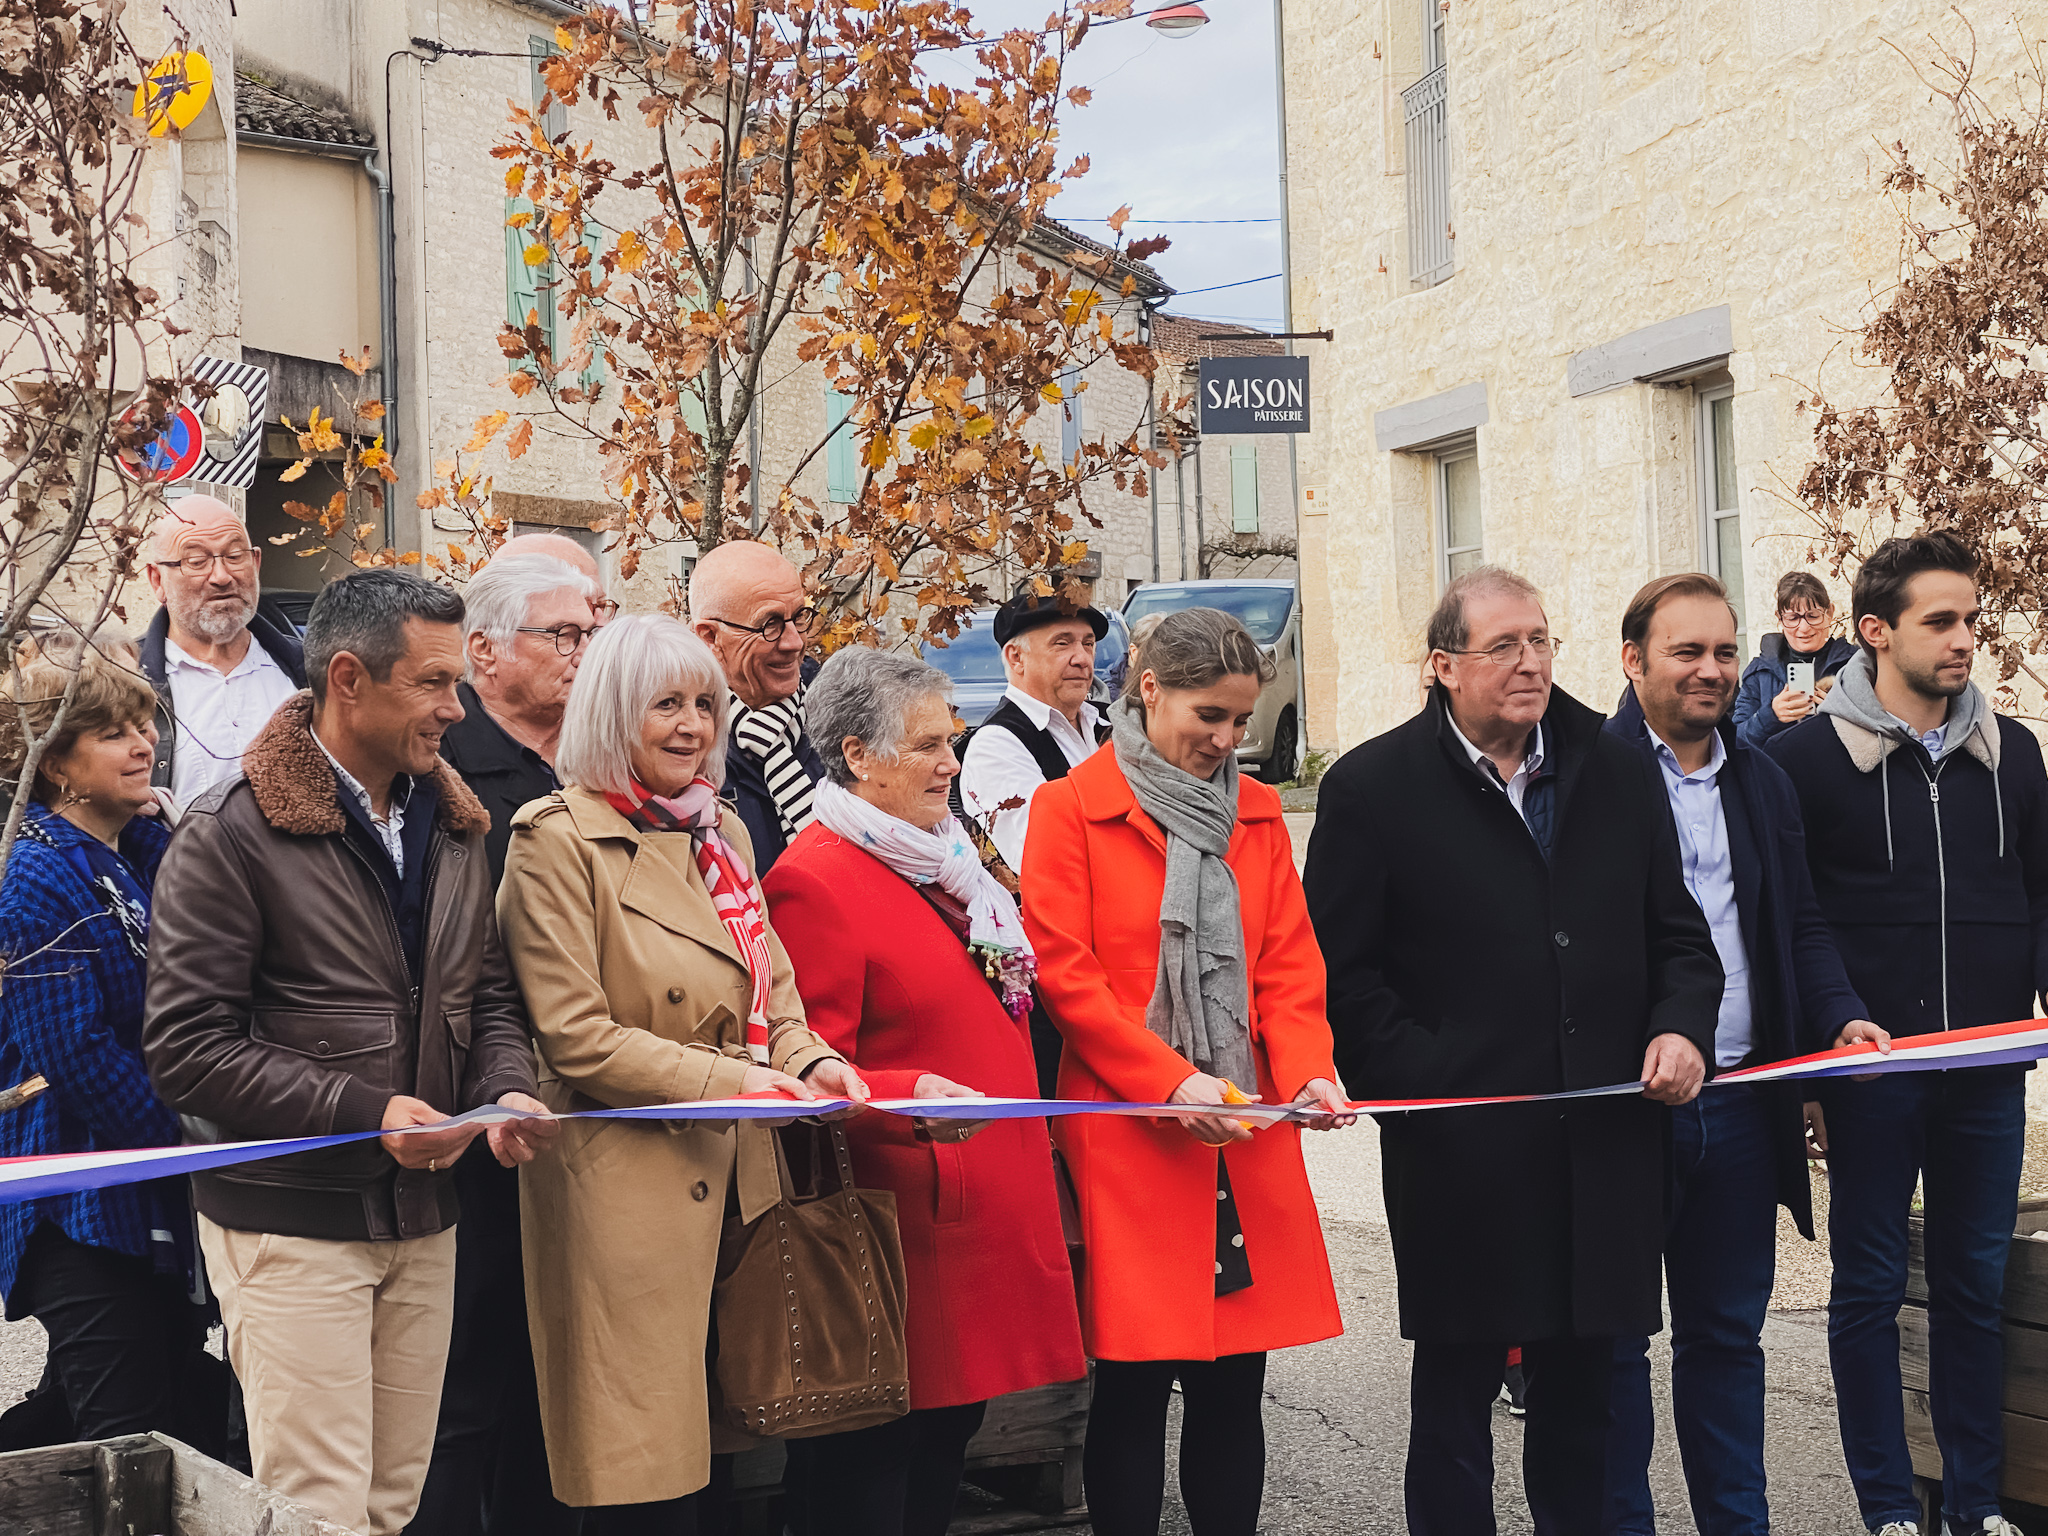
[1404,65,1453,287]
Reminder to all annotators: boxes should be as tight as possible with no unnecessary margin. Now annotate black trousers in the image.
[1083,1354,1268,1536]
[409,1147,578,1536]
[1407,1336,1613,1536]
[13,1222,215,1445]
[784,1401,989,1536]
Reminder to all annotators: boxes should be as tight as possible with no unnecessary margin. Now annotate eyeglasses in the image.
[157,547,253,575]
[1448,636,1564,666]
[517,623,598,656]
[707,606,816,644]
[1780,609,1832,630]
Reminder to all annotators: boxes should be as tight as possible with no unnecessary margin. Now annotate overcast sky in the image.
[934,0,1287,330]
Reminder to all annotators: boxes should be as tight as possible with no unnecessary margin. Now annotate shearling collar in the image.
[242,691,491,837]
[1828,713,2001,775]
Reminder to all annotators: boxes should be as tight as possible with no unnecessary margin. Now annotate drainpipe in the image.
[1141,303,1159,583]
[1193,435,1207,577]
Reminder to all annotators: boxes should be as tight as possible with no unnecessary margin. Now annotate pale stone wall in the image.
[1281,0,2036,751]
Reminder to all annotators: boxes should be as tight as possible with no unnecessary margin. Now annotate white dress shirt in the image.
[1647,726,1754,1068]
[165,635,299,805]
[1445,714,1546,824]
[960,684,1103,873]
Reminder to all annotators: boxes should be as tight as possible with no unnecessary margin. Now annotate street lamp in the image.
[1144,4,1211,37]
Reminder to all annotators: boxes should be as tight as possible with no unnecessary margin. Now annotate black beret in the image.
[992,591,1109,646]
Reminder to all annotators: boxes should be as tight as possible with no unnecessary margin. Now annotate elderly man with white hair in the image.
[413,550,598,1536]
[139,494,308,804]
[687,540,823,875]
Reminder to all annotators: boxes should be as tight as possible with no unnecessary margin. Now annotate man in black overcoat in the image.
[1303,566,1723,1536]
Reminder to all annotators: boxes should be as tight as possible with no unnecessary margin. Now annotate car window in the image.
[1123,586,1293,646]
[922,621,1007,682]
[1095,613,1128,675]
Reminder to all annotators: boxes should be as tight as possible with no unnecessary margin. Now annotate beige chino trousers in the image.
[200,1216,458,1536]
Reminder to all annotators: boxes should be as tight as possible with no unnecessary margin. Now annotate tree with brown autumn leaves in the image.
[438,0,1169,646]
[0,2,194,873]
[1798,29,2048,705]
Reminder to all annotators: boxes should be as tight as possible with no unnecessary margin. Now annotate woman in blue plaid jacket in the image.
[0,632,215,1447]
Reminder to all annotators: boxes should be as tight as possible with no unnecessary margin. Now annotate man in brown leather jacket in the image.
[144,569,555,1536]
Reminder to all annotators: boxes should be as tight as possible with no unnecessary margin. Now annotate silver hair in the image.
[556,615,731,796]
[461,553,598,681]
[805,645,954,788]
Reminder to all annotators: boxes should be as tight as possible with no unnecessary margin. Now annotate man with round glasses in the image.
[1304,564,1722,1535]
[140,494,308,806]
[687,539,823,875]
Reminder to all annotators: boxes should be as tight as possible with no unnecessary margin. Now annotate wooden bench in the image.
[0,1431,356,1536]
[1901,1197,2048,1522]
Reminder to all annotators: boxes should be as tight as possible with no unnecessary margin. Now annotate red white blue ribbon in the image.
[3,1019,2043,1205]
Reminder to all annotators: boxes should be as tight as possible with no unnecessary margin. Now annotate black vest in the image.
[979,697,1076,784]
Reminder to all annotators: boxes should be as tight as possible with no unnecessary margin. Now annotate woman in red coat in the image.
[1023,607,1350,1536]
[763,644,1086,1536]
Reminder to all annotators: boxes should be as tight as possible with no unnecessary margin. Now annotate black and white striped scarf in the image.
[728,692,818,840]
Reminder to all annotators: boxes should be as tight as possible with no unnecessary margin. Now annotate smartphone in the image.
[1786,661,1816,695]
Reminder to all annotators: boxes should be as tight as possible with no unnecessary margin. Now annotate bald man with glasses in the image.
[687,540,823,875]
[139,495,309,806]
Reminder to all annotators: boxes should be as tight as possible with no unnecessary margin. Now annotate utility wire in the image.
[1169,272,1280,296]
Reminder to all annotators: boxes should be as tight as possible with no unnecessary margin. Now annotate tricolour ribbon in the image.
[3,1018,2043,1206]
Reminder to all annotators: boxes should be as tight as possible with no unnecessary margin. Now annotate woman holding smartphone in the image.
[1731,570,1857,749]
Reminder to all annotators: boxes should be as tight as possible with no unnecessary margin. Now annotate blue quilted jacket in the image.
[0,803,179,1315]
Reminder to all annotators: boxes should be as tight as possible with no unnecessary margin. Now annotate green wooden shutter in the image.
[529,37,567,141]
[1230,444,1260,533]
[578,223,604,394]
[1059,367,1081,467]
[825,390,857,503]
[504,198,556,365]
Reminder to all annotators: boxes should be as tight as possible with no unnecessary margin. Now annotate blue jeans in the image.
[1604,1086,1779,1536]
[1823,1067,2025,1531]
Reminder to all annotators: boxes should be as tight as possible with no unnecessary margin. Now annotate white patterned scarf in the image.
[729,692,818,841]
[810,779,1038,1017]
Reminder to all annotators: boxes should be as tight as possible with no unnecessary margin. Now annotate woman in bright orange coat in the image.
[1022,606,1349,1536]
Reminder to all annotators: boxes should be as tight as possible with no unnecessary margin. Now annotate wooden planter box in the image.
[0,1431,356,1536]
[1901,1197,2048,1516]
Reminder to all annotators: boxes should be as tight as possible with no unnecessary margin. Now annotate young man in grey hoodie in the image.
[1767,531,2048,1536]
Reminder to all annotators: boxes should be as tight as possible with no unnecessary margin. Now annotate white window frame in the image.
[1697,383,1746,653]
[1435,441,1481,589]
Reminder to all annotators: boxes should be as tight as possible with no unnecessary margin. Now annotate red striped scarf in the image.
[604,777,774,1063]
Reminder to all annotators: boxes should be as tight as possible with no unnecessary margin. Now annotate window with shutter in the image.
[825,390,858,503]
[504,198,555,366]
[1230,444,1260,533]
[1060,367,1082,467]
[529,37,567,142]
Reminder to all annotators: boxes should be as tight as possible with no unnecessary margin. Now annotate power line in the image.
[1170,273,1281,296]
[1069,217,1281,225]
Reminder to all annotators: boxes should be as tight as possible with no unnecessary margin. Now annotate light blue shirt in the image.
[1889,713,1947,758]
[1649,728,1753,1068]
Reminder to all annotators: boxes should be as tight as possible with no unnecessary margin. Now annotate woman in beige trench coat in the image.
[497,615,868,1532]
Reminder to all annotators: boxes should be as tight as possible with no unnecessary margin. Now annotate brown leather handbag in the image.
[711,1123,911,1440]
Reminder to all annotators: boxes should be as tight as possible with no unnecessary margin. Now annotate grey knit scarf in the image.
[1111,696,1256,1090]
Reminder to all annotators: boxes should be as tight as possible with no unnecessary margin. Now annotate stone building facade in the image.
[1279,0,2037,749]
[1151,314,1300,587]
[230,0,1170,619]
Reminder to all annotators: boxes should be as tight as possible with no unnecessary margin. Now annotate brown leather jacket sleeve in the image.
[461,907,539,1111]
[143,799,392,1138]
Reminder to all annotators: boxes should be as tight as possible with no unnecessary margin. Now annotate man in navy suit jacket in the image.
[1603,573,1874,1536]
